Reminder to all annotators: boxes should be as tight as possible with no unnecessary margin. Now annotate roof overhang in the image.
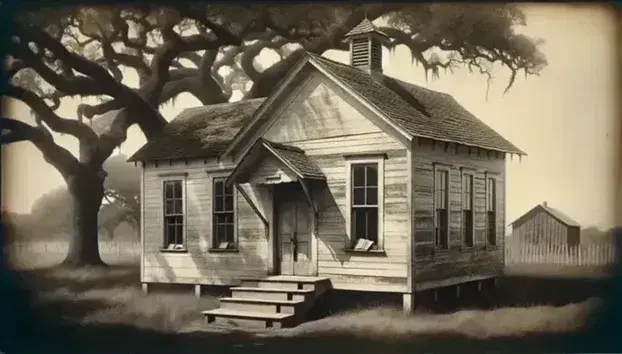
[226,138,325,187]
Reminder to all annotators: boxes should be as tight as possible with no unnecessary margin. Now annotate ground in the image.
[2,242,620,354]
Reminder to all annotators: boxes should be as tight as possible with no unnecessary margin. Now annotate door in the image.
[277,183,313,275]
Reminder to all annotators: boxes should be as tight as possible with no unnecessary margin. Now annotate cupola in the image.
[343,18,391,77]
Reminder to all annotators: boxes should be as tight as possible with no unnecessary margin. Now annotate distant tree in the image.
[99,154,140,239]
[581,227,615,245]
[2,4,547,266]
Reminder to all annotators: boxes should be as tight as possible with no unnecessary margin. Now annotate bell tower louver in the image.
[343,18,391,77]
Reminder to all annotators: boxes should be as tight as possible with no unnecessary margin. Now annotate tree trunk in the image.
[62,170,106,267]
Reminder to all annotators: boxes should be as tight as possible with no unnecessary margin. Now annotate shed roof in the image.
[510,203,581,228]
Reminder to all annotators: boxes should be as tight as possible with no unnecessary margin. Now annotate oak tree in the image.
[2,4,546,266]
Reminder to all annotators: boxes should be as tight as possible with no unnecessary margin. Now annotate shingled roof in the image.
[130,51,524,163]
[343,18,390,40]
[307,53,525,155]
[127,98,265,162]
[261,139,325,179]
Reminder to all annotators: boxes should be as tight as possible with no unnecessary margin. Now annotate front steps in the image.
[201,276,330,329]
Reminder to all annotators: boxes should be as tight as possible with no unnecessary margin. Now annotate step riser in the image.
[220,301,297,314]
[208,316,288,329]
[240,281,316,291]
[231,290,307,302]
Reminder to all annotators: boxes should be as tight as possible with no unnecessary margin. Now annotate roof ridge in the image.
[178,97,267,115]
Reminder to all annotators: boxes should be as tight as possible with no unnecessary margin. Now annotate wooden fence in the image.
[505,240,617,266]
[5,241,140,267]
[7,241,141,255]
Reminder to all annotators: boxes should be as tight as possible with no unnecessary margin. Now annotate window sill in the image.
[207,248,239,253]
[159,248,188,253]
[344,248,386,255]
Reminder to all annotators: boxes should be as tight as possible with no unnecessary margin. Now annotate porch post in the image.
[403,293,415,314]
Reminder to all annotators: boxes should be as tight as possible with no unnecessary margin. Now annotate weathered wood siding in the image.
[262,72,410,292]
[412,139,506,288]
[512,211,575,246]
[141,159,270,285]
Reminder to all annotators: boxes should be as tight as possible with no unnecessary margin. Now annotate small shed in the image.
[510,201,581,246]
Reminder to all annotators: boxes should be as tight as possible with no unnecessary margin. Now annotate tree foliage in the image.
[1,4,546,265]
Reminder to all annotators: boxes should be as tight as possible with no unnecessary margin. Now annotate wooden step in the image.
[219,297,304,314]
[240,276,329,291]
[202,308,295,329]
[231,287,314,301]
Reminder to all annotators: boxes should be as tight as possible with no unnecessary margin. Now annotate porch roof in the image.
[226,139,325,186]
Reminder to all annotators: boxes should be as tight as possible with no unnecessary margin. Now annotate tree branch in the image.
[6,85,98,143]
[1,118,81,178]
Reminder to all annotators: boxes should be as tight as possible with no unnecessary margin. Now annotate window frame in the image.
[210,175,238,250]
[433,164,450,250]
[160,176,187,252]
[461,169,475,248]
[485,175,497,247]
[344,155,385,251]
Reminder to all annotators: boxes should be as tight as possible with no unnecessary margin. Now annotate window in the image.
[435,169,449,249]
[351,163,379,248]
[486,177,497,246]
[462,173,474,247]
[213,177,236,249]
[163,180,184,249]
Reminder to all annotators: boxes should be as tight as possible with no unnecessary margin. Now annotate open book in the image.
[353,238,375,251]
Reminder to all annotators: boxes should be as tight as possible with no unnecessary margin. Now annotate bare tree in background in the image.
[1,4,547,267]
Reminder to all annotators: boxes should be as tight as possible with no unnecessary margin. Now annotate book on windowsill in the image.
[353,238,367,251]
[353,238,375,251]
[167,244,184,250]
[218,242,230,249]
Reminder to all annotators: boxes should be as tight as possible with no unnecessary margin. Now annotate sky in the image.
[2,4,619,230]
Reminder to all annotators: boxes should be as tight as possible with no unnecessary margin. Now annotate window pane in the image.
[174,200,182,214]
[166,224,175,244]
[214,180,224,196]
[352,166,366,187]
[224,213,234,224]
[165,201,174,215]
[175,224,183,244]
[224,181,233,195]
[353,209,366,239]
[224,195,234,211]
[366,187,378,205]
[175,215,184,225]
[217,225,225,242]
[165,182,174,198]
[173,181,182,198]
[366,208,378,243]
[225,225,234,242]
[215,196,223,212]
[353,187,366,205]
[366,166,378,187]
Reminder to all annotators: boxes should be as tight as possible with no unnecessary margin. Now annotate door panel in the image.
[277,183,313,276]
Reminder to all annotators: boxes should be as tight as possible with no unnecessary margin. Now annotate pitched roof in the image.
[227,139,325,186]
[261,139,325,179]
[127,98,265,162]
[540,204,581,227]
[130,51,524,162]
[510,203,581,228]
[344,18,390,40]
[307,53,525,155]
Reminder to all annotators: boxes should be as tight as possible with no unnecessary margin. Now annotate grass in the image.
[3,245,621,354]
